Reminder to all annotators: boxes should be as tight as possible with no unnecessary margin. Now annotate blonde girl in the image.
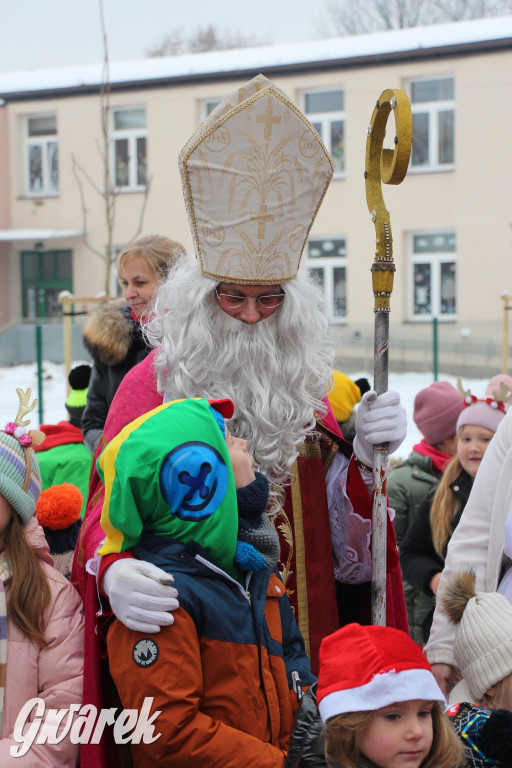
[317,624,462,768]
[0,391,83,766]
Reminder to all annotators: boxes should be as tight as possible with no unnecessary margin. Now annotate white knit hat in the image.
[442,572,512,700]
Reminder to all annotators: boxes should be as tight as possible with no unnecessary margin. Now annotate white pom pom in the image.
[13,426,27,438]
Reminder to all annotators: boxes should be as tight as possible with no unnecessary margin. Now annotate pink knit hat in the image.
[486,374,512,410]
[413,382,465,445]
[456,395,506,434]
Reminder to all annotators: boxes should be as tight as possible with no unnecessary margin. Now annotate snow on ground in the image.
[0,361,491,462]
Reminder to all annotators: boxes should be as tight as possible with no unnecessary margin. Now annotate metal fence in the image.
[0,320,92,428]
[0,321,91,368]
[334,331,505,379]
[0,318,509,425]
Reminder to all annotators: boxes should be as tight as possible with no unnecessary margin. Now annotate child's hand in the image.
[102,558,179,632]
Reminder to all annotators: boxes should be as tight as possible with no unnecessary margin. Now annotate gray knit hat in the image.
[441,571,512,700]
[0,389,45,524]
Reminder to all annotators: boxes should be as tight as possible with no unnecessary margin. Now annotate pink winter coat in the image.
[0,518,84,767]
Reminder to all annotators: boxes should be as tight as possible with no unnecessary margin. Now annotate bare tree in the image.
[322,0,512,35]
[146,25,267,57]
[73,0,151,295]
[431,0,512,19]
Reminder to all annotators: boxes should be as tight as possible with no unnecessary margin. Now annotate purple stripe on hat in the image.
[0,615,7,641]
[0,445,26,476]
[28,474,41,497]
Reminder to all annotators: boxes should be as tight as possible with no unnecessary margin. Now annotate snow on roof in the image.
[0,229,82,241]
[0,16,511,98]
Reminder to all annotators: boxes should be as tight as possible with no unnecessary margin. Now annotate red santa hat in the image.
[317,624,445,722]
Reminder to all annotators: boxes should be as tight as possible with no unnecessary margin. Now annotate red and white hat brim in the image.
[318,668,446,722]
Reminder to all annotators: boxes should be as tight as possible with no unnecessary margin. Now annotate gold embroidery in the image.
[289,460,310,658]
[179,79,333,285]
[250,204,275,240]
[257,97,282,141]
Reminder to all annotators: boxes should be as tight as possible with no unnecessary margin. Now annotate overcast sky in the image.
[0,0,325,73]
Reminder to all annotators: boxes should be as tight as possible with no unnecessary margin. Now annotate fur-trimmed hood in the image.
[82,302,144,366]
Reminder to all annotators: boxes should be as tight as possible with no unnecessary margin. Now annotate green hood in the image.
[97,397,238,577]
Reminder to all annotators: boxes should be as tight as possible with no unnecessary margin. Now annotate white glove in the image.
[353,389,407,467]
[102,558,179,633]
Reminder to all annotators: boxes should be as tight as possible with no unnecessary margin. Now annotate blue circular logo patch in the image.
[159,441,228,522]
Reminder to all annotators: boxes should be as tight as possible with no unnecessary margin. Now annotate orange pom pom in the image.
[36,483,83,530]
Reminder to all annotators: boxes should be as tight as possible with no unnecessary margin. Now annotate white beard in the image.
[146,256,334,501]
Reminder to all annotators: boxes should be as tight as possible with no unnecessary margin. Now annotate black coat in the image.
[400,469,472,594]
[399,468,473,641]
[81,304,152,454]
[286,684,327,768]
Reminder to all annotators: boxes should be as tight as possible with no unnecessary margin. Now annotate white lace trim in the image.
[326,452,372,584]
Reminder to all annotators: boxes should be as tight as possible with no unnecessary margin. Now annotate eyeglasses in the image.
[215,288,285,310]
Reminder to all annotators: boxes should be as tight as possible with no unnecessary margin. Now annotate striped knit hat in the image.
[0,389,45,523]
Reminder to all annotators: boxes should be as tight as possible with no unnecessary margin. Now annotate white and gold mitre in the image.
[179,75,334,285]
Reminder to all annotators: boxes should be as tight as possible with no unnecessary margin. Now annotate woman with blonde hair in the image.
[81,234,184,454]
[400,389,506,642]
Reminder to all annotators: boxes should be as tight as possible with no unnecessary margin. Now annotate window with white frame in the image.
[303,89,344,176]
[112,107,147,189]
[409,77,455,171]
[307,238,347,321]
[25,115,59,195]
[409,232,456,320]
[201,98,221,119]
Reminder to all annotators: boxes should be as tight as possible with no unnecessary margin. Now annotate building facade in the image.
[0,16,511,365]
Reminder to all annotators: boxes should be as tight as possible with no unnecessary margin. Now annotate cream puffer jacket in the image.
[0,518,84,767]
[425,407,512,668]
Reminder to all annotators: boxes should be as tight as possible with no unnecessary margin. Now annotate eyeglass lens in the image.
[216,292,284,309]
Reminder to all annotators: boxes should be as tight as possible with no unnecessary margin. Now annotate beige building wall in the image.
[0,104,11,327]
[2,43,511,343]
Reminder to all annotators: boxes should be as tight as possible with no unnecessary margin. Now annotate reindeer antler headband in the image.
[3,389,45,491]
[456,377,508,414]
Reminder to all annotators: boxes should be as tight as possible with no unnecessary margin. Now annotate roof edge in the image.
[1,35,511,102]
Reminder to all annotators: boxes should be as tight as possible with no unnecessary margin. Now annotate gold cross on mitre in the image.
[257,97,282,142]
[179,74,334,284]
[250,204,275,240]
